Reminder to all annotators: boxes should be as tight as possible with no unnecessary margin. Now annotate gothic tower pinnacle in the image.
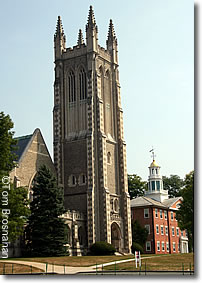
[77,29,84,46]
[106,19,118,63]
[85,6,98,52]
[54,16,66,59]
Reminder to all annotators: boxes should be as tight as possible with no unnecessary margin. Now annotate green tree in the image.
[128,174,147,199]
[176,171,194,251]
[0,184,30,243]
[0,112,17,177]
[26,165,68,256]
[0,112,29,246]
[131,220,148,252]
[162,175,184,198]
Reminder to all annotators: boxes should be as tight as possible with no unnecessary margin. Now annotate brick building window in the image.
[157,241,160,252]
[171,211,174,220]
[161,225,164,235]
[164,210,167,220]
[144,208,149,218]
[146,241,151,251]
[173,242,176,252]
[172,227,175,236]
[165,226,168,235]
[160,209,163,219]
[162,242,165,252]
[145,224,150,234]
[155,208,158,218]
[176,227,179,236]
[166,242,169,252]
[156,224,159,234]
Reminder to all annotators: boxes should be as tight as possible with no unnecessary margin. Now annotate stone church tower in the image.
[53,6,132,254]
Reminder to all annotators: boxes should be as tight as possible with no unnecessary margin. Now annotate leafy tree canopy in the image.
[176,171,194,250]
[0,112,17,177]
[131,220,148,248]
[128,174,147,199]
[162,174,184,198]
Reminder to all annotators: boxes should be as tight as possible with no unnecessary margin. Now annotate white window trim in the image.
[164,210,167,220]
[162,241,165,251]
[161,225,164,235]
[146,241,151,252]
[171,211,174,221]
[166,242,169,252]
[173,242,176,252]
[145,224,150,234]
[144,208,149,218]
[156,224,159,234]
[176,227,179,236]
[157,241,160,252]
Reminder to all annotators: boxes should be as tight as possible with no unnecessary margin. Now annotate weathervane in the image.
[149,146,156,161]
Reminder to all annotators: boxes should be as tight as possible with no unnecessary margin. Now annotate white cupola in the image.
[145,150,168,202]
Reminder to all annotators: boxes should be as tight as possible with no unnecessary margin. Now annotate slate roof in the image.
[13,134,33,162]
[130,196,167,208]
[162,197,182,208]
[130,195,183,209]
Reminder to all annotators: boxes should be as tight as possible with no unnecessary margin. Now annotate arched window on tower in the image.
[68,71,76,102]
[79,68,87,100]
[107,152,111,164]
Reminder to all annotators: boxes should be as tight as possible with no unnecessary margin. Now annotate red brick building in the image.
[130,157,189,254]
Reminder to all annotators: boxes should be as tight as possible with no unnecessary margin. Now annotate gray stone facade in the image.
[53,6,132,254]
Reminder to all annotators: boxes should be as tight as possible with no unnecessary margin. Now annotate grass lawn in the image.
[0,262,44,275]
[104,253,194,271]
[1,255,134,267]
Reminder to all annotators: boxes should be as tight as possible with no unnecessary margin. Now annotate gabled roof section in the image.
[163,196,182,208]
[13,128,50,164]
[130,196,167,208]
[13,134,33,162]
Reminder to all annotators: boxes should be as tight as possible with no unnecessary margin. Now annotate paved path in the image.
[0,255,166,275]
[0,260,95,274]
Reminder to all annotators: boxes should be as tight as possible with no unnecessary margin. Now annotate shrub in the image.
[90,241,116,255]
[131,242,144,254]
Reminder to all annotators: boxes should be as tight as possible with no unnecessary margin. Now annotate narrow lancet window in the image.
[68,71,76,102]
[79,68,87,100]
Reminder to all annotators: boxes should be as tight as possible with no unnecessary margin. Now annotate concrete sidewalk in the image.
[0,260,95,274]
[0,255,165,275]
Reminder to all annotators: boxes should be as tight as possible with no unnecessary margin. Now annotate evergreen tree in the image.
[27,165,68,256]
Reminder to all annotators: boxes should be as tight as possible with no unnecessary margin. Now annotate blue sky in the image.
[0,0,194,181]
